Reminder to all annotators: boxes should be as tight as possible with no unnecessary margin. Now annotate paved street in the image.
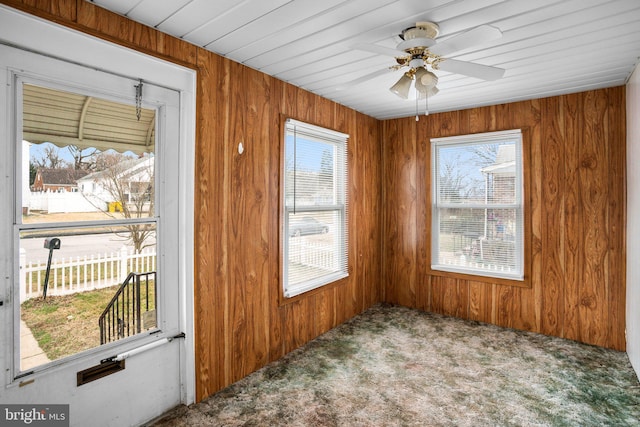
[21,232,156,265]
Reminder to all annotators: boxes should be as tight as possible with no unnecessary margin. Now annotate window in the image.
[431,129,524,280]
[282,119,348,297]
[10,69,182,374]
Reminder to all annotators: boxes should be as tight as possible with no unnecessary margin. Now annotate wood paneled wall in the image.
[3,0,383,401]
[3,0,627,404]
[382,89,626,351]
[195,54,382,399]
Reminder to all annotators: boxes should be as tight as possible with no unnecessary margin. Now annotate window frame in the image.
[12,74,171,374]
[429,129,530,285]
[280,118,349,299]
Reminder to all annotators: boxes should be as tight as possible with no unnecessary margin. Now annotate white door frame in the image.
[0,4,196,424]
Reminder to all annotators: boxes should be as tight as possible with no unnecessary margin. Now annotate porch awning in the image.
[22,83,155,155]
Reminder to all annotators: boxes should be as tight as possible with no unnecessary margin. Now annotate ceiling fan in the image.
[351,22,506,101]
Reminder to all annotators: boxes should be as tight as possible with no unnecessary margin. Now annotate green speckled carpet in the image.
[150,304,640,426]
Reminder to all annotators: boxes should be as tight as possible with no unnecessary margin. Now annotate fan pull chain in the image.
[425,93,429,117]
[415,88,419,121]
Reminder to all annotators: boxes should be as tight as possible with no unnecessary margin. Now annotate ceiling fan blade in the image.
[437,58,505,81]
[353,43,407,58]
[333,68,395,91]
[431,25,502,57]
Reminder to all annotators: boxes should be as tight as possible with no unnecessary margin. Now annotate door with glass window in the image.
[0,41,185,427]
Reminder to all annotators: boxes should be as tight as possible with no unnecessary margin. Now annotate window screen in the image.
[282,119,348,297]
[431,129,524,280]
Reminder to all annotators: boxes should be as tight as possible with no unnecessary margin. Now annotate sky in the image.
[285,135,334,172]
[29,141,138,167]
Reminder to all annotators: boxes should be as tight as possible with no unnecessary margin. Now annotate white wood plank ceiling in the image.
[88,0,640,119]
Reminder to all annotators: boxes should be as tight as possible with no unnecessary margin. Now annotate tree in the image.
[318,149,333,192]
[466,143,498,168]
[439,156,472,203]
[438,153,486,236]
[68,145,99,171]
[29,162,37,186]
[31,144,68,169]
[84,152,155,253]
[320,149,332,177]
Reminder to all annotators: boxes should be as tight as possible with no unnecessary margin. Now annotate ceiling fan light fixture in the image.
[416,85,439,100]
[389,72,413,99]
[419,69,438,88]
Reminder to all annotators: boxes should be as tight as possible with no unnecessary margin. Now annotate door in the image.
[0,8,195,426]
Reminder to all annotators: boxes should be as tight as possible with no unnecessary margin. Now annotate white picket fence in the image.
[438,252,515,274]
[289,238,335,270]
[20,246,156,302]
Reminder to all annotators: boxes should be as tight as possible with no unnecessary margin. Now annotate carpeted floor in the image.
[149,304,640,426]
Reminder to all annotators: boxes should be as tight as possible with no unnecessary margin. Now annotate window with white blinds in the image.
[431,129,524,280]
[282,118,349,297]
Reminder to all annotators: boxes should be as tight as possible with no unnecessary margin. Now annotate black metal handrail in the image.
[98,271,156,345]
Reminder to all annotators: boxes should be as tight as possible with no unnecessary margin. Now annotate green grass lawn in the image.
[21,284,155,361]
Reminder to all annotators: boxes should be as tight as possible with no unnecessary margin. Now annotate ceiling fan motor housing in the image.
[398,22,439,53]
[401,22,439,40]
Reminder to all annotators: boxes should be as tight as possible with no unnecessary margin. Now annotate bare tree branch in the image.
[81,152,155,253]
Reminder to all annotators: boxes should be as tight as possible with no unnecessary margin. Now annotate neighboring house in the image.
[479,144,518,261]
[480,144,516,205]
[77,156,154,211]
[31,167,88,192]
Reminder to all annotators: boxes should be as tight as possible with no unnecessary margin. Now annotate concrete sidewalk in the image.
[20,319,50,370]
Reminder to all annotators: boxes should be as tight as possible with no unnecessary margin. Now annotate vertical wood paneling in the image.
[194,50,230,398]
[383,118,417,306]
[383,88,626,351]
[350,112,363,316]
[267,78,284,363]
[469,281,492,323]
[76,1,159,54]
[431,276,468,318]
[295,86,315,123]
[540,96,565,337]
[340,106,360,323]
[494,286,514,328]
[315,289,337,336]
[284,298,315,354]
[10,1,384,402]
[416,116,430,312]
[156,33,198,65]
[580,90,610,347]
[519,99,543,334]
[358,114,383,308]
[227,63,272,381]
[606,88,626,351]
[193,50,217,399]
[563,92,583,342]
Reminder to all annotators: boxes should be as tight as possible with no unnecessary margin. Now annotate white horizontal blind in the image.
[431,130,524,280]
[282,119,349,297]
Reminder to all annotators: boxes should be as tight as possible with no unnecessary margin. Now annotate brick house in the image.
[31,167,89,192]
